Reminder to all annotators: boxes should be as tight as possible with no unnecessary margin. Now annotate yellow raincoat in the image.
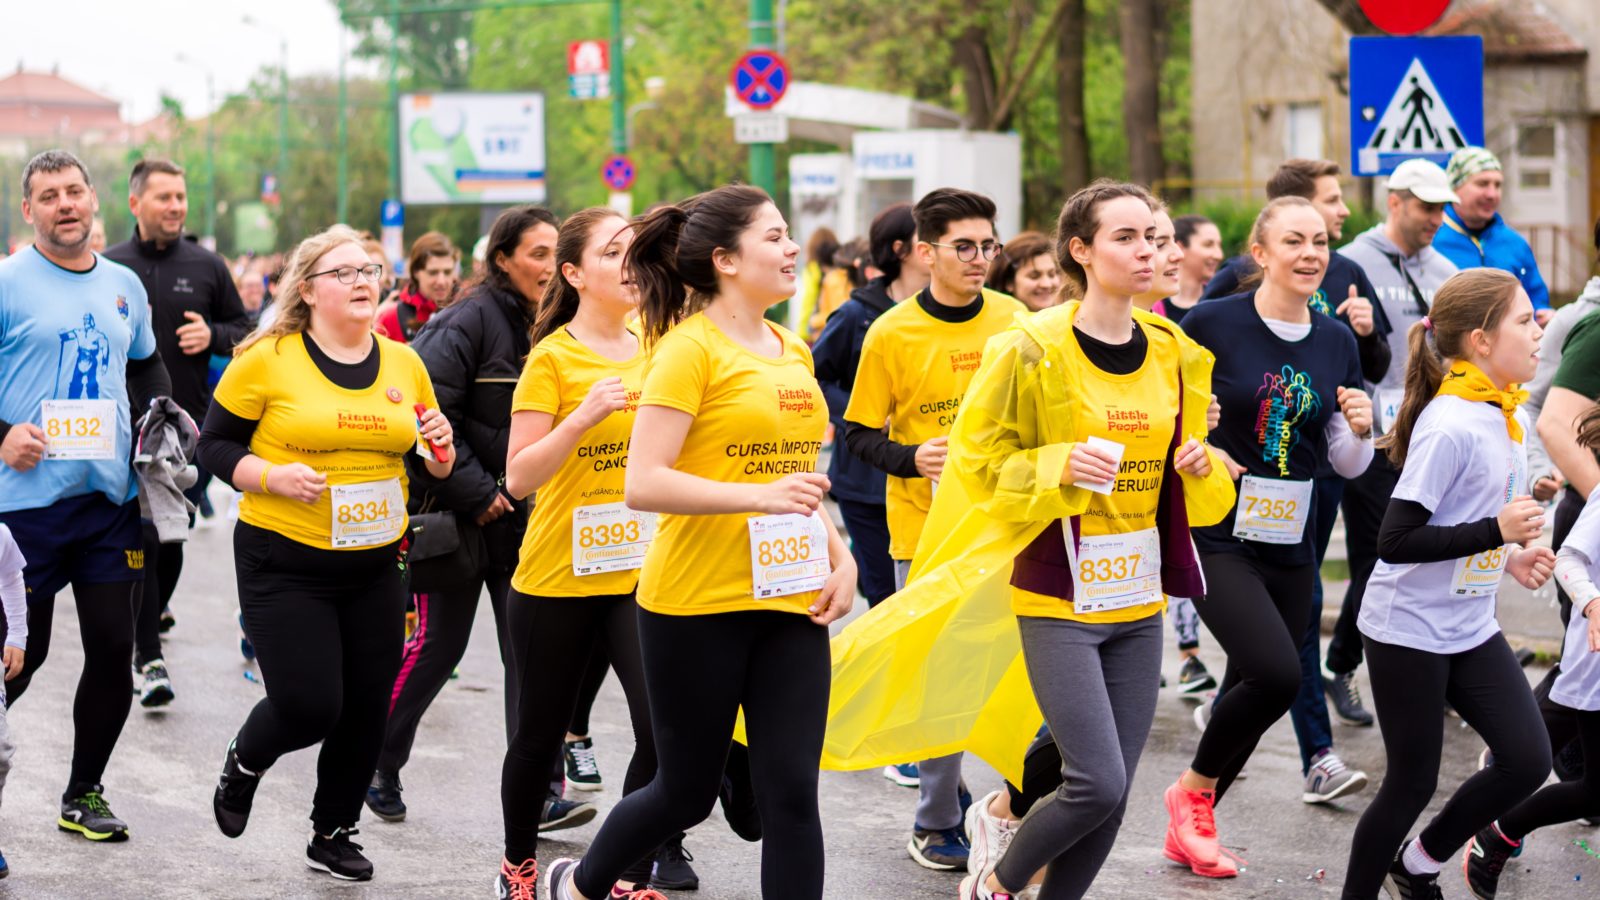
[819,301,1237,784]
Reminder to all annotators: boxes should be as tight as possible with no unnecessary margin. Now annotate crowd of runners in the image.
[0,141,1596,900]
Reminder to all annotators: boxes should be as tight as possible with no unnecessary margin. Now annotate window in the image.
[1284,102,1324,160]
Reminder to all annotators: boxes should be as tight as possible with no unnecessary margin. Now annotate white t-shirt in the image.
[1359,396,1528,654]
[0,523,28,651]
[1552,487,1600,711]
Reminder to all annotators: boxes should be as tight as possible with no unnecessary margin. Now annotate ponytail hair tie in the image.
[1421,315,1434,332]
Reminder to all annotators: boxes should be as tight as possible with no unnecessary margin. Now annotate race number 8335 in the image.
[757,534,813,567]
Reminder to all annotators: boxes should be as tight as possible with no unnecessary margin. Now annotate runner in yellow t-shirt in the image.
[956,184,1225,900]
[494,208,673,897]
[545,185,855,900]
[197,225,455,882]
[842,187,1024,868]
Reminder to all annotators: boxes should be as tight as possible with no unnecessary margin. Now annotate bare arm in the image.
[623,405,829,517]
[1538,387,1600,497]
[504,410,585,500]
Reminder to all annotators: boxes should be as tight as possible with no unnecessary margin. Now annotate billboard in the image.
[398,92,547,205]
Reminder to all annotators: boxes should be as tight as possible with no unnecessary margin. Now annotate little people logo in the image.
[777,386,816,415]
[949,350,982,373]
[1254,365,1320,476]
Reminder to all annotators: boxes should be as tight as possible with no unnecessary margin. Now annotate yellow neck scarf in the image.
[1436,360,1529,442]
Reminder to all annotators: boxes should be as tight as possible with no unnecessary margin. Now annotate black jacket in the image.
[811,276,898,504]
[407,284,533,543]
[104,229,249,420]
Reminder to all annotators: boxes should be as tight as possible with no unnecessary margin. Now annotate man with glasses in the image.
[844,187,1024,872]
[0,149,172,843]
[105,159,250,710]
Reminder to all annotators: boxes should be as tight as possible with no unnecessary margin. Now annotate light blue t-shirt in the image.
[0,247,155,512]
[1358,396,1528,654]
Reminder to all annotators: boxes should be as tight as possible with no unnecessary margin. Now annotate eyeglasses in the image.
[309,264,385,285]
[926,241,1003,263]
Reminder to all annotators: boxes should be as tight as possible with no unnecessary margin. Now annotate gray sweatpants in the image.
[893,558,965,832]
[0,697,13,811]
[994,613,1163,899]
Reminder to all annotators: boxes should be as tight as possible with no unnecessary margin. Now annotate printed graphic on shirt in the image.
[1254,365,1321,476]
[1308,289,1332,317]
[57,314,112,400]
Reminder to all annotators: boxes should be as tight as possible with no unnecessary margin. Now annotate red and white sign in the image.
[1359,0,1450,35]
[568,40,610,100]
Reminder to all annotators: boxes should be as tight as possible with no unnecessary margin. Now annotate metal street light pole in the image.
[174,54,218,244]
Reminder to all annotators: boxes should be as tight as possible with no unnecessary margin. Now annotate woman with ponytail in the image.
[546,185,856,900]
[495,207,669,898]
[1340,268,1556,899]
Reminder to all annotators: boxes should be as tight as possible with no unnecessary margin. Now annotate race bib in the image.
[330,479,406,548]
[748,511,830,600]
[572,502,657,576]
[42,399,116,460]
[1071,527,1162,615]
[1372,386,1401,436]
[1452,546,1509,597]
[1232,475,1314,544]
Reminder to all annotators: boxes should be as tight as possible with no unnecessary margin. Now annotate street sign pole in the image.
[747,0,776,198]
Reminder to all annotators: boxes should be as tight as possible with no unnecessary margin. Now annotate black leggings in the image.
[379,572,516,776]
[569,647,610,738]
[1189,552,1314,799]
[231,522,406,834]
[1499,707,1600,839]
[6,580,136,794]
[572,608,830,900]
[1341,633,1551,899]
[501,590,655,873]
[136,523,181,667]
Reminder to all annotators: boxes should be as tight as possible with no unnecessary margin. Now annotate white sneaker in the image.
[964,789,1021,879]
[1301,749,1367,803]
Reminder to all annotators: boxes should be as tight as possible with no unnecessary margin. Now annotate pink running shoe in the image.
[1163,780,1222,868]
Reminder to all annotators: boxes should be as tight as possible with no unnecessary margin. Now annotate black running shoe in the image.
[1383,849,1443,899]
[213,739,263,838]
[1177,655,1218,694]
[1325,670,1375,726]
[538,797,598,833]
[1463,825,1516,899]
[718,745,762,842]
[651,834,699,890]
[58,785,129,842]
[1555,735,1586,782]
[306,827,373,881]
[158,607,176,633]
[365,770,406,822]
[564,737,603,792]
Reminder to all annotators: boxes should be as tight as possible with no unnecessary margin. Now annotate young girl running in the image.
[493,208,664,898]
[956,180,1235,900]
[1462,404,1600,897]
[1340,268,1555,899]
[1164,197,1375,878]
[547,185,856,900]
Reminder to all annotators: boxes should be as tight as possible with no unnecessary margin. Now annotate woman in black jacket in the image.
[363,206,591,829]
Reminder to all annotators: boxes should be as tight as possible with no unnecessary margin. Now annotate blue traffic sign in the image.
[380,200,404,227]
[731,50,789,111]
[601,154,636,192]
[1349,36,1483,176]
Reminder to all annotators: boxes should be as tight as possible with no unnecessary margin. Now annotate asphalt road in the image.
[0,502,1594,899]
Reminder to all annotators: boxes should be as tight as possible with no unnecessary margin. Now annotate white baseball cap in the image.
[1386,159,1461,204]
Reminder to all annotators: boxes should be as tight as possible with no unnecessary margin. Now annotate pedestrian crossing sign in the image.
[1349,36,1483,176]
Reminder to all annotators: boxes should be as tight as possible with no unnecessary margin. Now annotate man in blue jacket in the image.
[1435,146,1552,323]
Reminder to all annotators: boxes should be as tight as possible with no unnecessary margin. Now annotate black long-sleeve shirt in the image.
[105,229,250,421]
[1377,498,1506,564]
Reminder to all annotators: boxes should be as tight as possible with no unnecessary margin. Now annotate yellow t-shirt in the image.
[510,327,646,597]
[844,289,1025,560]
[635,314,828,616]
[214,333,437,550]
[1012,324,1181,622]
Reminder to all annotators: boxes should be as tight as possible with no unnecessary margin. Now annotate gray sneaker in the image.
[1324,671,1374,726]
[1301,749,1368,804]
